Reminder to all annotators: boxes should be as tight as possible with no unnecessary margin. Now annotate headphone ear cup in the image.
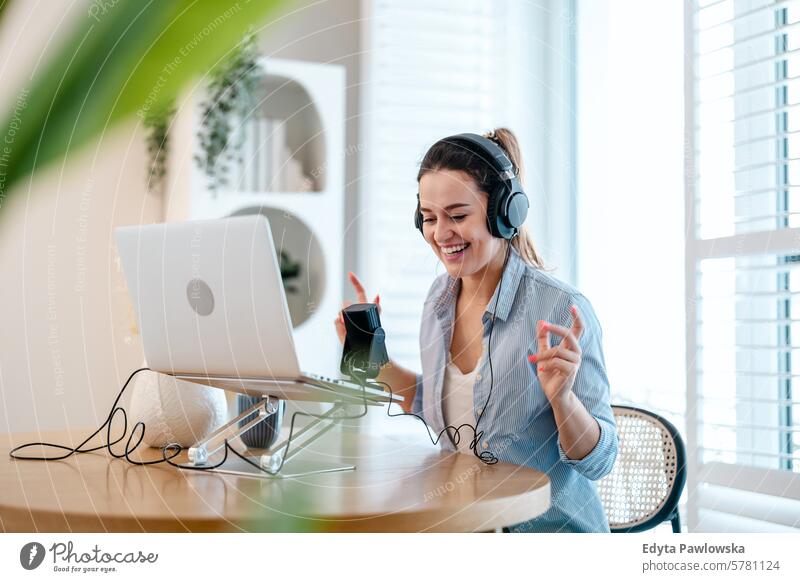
[485,184,505,238]
[491,185,529,240]
[414,200,424,236]
[505,190,529,230]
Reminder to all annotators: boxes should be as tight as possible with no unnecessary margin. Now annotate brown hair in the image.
[416,127,545,268]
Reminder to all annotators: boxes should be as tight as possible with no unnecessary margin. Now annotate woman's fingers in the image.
[348,271,368,303]
[338,300,354,325]
[540,357,576,377]
[539,321,581,352]
[347,271,382,309]
[536,320,550,354]
[333,315,346,344]
[529,316,583,367]
[529,344,579,365]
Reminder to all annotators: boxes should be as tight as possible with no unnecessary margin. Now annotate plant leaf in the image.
[0,0,284,204]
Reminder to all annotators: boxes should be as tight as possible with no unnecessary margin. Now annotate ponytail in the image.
[483,128,545,268]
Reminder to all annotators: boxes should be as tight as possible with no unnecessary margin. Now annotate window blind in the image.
[688,0,800,532]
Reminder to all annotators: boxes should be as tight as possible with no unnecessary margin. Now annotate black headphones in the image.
[414,132,529,240]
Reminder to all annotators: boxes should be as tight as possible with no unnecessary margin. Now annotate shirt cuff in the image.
[557,416,617,480]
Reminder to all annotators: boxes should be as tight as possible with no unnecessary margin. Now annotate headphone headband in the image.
[442,133,517,181]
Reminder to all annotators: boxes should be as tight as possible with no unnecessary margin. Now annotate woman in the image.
[335,128,618,533]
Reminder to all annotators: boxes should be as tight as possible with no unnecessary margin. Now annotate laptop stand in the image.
[183,383,369,477]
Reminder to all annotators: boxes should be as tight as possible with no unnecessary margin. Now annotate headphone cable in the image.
[375,241,512,465]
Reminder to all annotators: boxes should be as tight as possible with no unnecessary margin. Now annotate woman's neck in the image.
[458,244,507,305]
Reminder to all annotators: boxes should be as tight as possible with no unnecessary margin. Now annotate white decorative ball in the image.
[129,370,228,448]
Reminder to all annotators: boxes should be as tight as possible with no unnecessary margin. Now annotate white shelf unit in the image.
[166,58,346,379]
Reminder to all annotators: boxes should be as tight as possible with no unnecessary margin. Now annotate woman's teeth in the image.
[441,243,470,256]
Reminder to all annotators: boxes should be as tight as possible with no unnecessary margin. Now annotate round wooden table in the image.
[0,425,550,532]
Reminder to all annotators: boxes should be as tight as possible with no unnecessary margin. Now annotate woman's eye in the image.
[422,215,465,223]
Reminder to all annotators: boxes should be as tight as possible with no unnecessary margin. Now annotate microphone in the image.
[339,303,389,379]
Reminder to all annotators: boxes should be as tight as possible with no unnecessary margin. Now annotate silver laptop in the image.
[114,214,397,406]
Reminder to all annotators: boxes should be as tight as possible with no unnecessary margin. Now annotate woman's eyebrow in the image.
[418,202,471,213]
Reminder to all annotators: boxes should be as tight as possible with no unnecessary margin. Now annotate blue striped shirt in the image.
[411,245,618,532]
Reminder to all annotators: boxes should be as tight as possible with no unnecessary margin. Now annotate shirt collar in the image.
[433,244,527,322]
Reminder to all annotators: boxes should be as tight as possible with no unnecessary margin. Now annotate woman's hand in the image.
[528,305,584,406]
[333,271,381,345]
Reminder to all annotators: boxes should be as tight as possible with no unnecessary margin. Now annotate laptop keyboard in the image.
[305,372,397,402]
[307,372,360,388]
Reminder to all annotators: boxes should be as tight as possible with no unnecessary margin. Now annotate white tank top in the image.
[442,349,483,454]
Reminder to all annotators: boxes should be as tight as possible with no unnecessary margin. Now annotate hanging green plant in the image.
[195,32,262,192]
[143,101,175,193]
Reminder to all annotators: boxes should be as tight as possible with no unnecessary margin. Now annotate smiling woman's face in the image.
[418,168,505,279]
